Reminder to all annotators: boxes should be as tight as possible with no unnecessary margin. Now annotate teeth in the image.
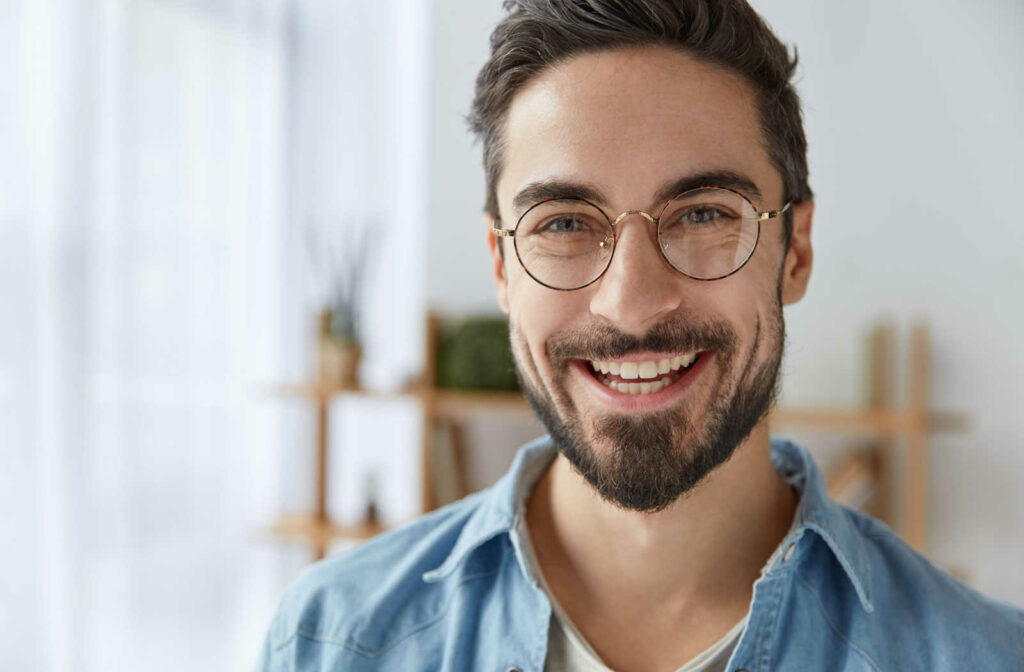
[591,353,698,378]
[601,376,673,395]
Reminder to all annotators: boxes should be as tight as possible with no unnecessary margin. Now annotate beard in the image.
[513,308,785,513]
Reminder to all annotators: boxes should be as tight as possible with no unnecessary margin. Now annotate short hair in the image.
[468,0,813,247]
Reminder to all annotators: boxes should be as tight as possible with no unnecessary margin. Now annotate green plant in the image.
[436,316,520,391]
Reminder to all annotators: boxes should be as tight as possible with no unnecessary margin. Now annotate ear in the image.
[780,200,814,306]
[486,214,510,314]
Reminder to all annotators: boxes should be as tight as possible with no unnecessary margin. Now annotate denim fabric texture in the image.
[258,437,1024,671]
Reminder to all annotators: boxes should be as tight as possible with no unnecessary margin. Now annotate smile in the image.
[586,353,701,395]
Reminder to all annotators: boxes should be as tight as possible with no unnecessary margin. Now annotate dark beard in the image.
[515,311,784,513]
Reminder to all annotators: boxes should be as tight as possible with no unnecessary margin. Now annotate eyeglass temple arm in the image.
[493,227,515,237]
[757,201,792,221]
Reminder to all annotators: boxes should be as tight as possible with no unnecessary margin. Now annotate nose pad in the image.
[591,210,682,331]
[609,209,662,265]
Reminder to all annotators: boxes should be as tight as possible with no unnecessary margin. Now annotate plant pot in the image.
[320,338,362,389]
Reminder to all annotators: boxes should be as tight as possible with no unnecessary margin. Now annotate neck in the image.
[526,421,796,621]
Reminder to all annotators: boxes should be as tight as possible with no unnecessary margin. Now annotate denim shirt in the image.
[258,437,1023,671]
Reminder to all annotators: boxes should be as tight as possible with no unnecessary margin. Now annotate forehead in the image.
[497,46,778,215]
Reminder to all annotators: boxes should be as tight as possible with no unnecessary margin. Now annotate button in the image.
[782,542,796,562]
[506,668,523,672]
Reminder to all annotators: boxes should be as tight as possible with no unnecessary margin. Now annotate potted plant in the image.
[307,219,376,390]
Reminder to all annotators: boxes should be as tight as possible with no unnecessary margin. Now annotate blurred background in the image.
[2,0,1022,670]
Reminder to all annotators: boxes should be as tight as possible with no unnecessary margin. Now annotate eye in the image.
[682,206,731,225]
[539,214,592,234]
[661,204,740,234]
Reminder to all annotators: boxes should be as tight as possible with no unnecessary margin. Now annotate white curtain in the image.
[0,1,299,670]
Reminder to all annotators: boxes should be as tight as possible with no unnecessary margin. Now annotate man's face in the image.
[490,47,811,512]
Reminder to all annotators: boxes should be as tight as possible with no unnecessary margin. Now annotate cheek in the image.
[508,274,589,372]
[694,275,768,349]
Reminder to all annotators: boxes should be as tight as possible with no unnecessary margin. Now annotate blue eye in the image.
[684,206,728,225]
[541,215,590,234]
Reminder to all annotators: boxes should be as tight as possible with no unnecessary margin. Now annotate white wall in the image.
[427,0,506,314]
[424,0,1024,606]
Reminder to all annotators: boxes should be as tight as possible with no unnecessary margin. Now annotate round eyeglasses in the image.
[493,185,792,291]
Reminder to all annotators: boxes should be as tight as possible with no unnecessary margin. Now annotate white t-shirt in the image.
[519,504,798,672]
[545,603,745,672]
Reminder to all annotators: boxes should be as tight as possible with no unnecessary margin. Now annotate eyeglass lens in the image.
[513,187,760,290]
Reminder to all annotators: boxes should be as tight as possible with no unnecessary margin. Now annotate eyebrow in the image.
[510,170,764,217]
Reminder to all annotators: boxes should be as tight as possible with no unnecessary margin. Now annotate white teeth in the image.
[602,376,673,394]
[591,352,701,389]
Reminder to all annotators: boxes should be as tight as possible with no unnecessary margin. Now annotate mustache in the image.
[545,317,738,362]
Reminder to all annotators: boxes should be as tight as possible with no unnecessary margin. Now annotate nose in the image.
[589,211,683,333]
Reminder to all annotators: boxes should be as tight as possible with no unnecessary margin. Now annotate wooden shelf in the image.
[271,381,963,436]
[270,514,387,549]
[270,383,531,416]
[429,390,533,418]
[771,408,967,437]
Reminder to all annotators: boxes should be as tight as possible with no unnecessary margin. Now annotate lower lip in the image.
[571,353,714,413]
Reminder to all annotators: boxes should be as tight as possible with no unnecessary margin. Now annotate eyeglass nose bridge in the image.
[611,209,657,229]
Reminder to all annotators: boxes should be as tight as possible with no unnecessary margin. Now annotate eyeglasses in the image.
[493,185,791,291]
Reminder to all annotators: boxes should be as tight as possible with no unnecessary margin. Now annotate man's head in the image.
[470,1,814,512]
[469,0,813,245]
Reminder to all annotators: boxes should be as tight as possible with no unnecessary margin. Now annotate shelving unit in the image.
[268,319,964,560]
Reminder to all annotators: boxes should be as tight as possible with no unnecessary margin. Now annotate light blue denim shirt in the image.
[258,438,1023,671]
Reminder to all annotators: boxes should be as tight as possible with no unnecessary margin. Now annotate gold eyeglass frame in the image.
[493,184,792,291]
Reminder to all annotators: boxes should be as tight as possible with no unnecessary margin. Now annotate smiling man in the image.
[258,2,1022,671]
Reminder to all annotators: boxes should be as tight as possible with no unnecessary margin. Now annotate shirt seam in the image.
[754,574,782,672]
[272,563,505,657]
[795,573,882,671]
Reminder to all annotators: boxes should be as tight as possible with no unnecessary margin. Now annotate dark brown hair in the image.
[468,0,812,245]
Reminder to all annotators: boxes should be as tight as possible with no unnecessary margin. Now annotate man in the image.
[259,1,1022,670]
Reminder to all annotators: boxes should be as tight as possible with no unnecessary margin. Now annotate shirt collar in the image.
[770,437,874,611]
[422,435,874,612]
[422,436,555,583]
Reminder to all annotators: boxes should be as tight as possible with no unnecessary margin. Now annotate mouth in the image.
[586,352,701,394]
[569,350,711,412]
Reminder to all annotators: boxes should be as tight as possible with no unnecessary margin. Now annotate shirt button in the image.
[506,668,523,672]
[782,542,796,562]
